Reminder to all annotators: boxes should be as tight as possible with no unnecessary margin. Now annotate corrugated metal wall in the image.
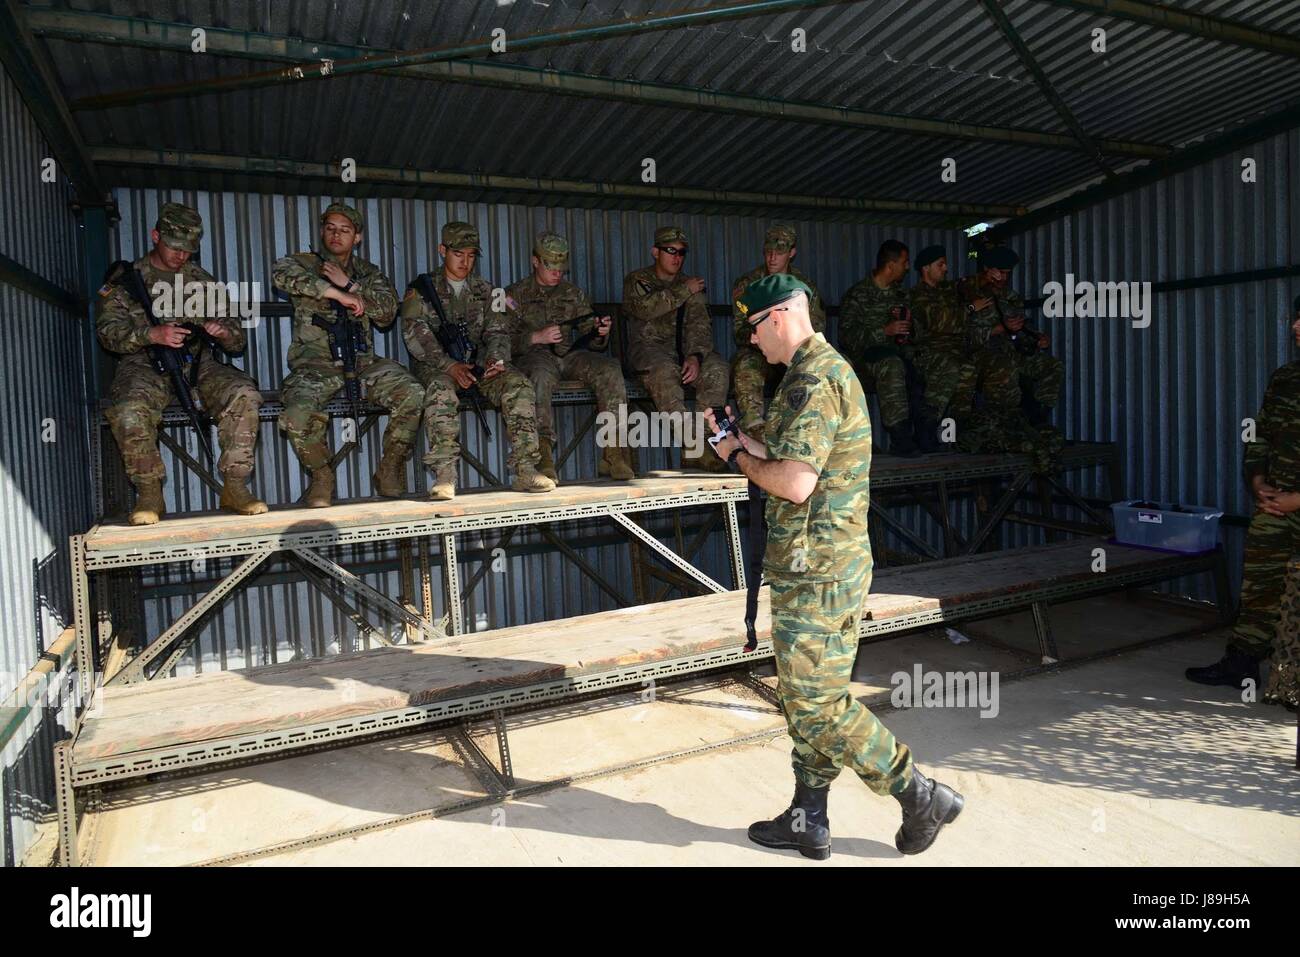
[107,186,975,674]
[1003,127,1300,600]
[0,64,94,865]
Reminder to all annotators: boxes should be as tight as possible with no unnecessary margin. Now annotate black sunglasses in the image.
[656,245,688,257]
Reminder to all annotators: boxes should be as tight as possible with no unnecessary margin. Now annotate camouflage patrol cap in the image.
[156,202,203,253]
[442,221,481,251]
[735,272,812,322]
[533,231,569,268]
[980,245,1020,270]
[321,202,363,231]
[764,225,797,251]
[654,226,688,248]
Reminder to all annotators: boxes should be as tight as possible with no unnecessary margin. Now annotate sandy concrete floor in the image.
[82,595,1300,867]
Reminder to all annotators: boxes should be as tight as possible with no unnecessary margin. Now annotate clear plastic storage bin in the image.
[1110,500,1223,553]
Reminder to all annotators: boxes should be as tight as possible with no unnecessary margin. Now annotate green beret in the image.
[156,202,203,253]
[981,246,1020,270]
[764,225,797,251]
[442,221,480,251]
[654,226,687,248]
[533,231,569,268]
[735,272,812,322]
[915,245,946,271]
[321,202,363,231]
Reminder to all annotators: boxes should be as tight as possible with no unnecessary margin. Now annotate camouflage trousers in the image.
[914,348,977,419]
[280,357,425,470]
[106,356,262,482]
[970,346,1020,412]
[1262,557,1300,708]
[732,345,783,441]
[976,344,1064,411]
[1230,508,1300,658]
[770,573,915,795]
[515,348,627,444]
[417,361,540,474]
[1017,350,1065,408]
[956,407,1065,475]
[635,347,728,415]
[856,355,910,429]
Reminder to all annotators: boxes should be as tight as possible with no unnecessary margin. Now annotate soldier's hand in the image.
[1037,333,1050,350]
[328,288,365,317]
[884,318,912,337]
[320,261,351,289]
[685,277,706,296]
[681,354,701,384]
[481,360,505,380]
[149,324,191,348]
[1005,314,1026,333]
[1266,491,1300,514]
[531,324,564,345]
[202,320,229,341]
[1252,476,1279,503]
[449,362,478,389]
[595,316,612,336]
[702,405,724,435]
[972,297,993,311]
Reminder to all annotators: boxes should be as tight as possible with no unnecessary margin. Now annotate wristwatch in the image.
[727,447,744,469]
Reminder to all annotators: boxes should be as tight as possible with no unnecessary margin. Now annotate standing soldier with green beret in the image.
[1187,301,1300,693]
[505,232,634,483]
[402,221,555,498]
[273,202,426,508]
[97,202,267,525]
[838,240,923,456]
[708,273,964,860]
[729,225,826,444]
[909,244,977,441]
[621,226,730,472]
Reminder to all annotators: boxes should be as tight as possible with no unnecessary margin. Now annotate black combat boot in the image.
[1023,397,1050,427]
[747,780,832,861]
[914,413,945,454]
[894,767,964,855]
[1185,649,1262,689]
[887,424,922,458]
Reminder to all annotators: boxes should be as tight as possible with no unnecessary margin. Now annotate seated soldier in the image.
[505,232,633,482]
[401,221,555,499]
[908,245,977,448]
[621,226,729,472]
[98,202,267,524]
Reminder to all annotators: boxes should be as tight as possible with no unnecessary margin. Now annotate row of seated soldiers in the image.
[97,203,1063,526]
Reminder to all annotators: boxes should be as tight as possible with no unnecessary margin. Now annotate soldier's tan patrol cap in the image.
[654,226,687,248]
[764,225,797,252]
[321,202,363,231]
[156,202,203,253]
[442,221,481,251]
[534,231,569,269]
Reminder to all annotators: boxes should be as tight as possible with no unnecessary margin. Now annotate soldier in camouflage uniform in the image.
[908,245,977,440]
[97,202,267,525]
[273,203,426,508]
[1188,303,1300,694]
[621,226,729,472]
[401,222,555,499]
[506,232,633,483]
[954,247,1065,473]
[729,225,826,444]
[838,241,924,456]
[708,273,964,860]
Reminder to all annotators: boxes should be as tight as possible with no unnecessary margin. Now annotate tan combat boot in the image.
[219,474,269,515]
[512,465,556,493]
[304,466,335,508]
[602,445,635,481]
[536,437,559,483]
[129,478,165,526]
[682,449,729,474]
[428,465,457,502]
[373,440,413,498]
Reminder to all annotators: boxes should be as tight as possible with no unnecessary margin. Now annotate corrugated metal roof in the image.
[24,0,1300,223]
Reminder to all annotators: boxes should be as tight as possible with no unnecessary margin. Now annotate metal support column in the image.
[54,740,77,867]
[724,500,746,590]
[1030,601,1060,665]
[442,533,464,635]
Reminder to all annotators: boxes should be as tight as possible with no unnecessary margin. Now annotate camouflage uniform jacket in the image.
[97,255,246,371]
[839,275,911,363]
[956,274,1025,352]
[271,250,397,371]
[504,275,608,360]
[400,271,510,375]
[908,278,969,356]
[1244,358,1300,491]
[730,264,826,349]
[621,265,712,365]
[763,333,873,584]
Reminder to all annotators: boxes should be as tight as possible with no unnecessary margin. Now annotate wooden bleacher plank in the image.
[73,538,1197,762]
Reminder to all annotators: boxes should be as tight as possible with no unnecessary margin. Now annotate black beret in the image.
[915,245,946,271]
[981,246,1020,270]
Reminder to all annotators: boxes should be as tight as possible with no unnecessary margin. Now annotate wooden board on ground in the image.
[74,538,1194,762]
